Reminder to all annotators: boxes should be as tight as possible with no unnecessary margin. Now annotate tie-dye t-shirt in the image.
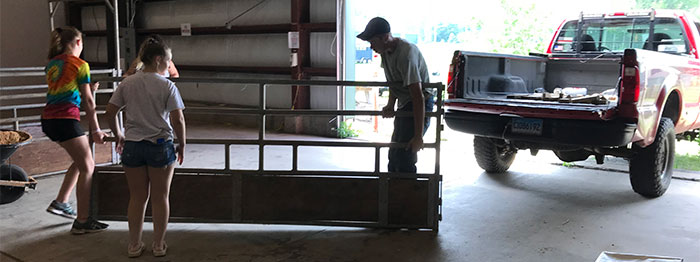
[42,54,90,120]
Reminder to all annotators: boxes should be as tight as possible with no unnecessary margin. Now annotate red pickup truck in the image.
[445,10,700,197]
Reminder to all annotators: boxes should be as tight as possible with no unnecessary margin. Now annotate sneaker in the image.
[152,242,167,257]
[46,200,77,219]
[70,217,109,235]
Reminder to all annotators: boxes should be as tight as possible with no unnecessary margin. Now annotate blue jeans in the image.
[388,96,435,173]
[121,140,176,168]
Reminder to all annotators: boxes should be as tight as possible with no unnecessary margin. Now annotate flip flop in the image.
[152,242,167,257]
[128,242,145,258]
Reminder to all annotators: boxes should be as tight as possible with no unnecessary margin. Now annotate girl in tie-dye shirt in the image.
[41,26,109,234]
[43,52,91,120]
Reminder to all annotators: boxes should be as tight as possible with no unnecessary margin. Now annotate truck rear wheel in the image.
[629,117,675,198]
[474,136,517,173]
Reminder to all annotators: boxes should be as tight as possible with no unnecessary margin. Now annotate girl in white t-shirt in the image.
[106,39,186,258]
[124,35,179,78]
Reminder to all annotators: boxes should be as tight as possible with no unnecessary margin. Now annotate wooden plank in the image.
[169,175,234,220]
[0,180,34,187]
[241,176,379,222]
[94,172,234,220]
[93,170,433,229]
[94,171,129,217]
[388,178,429,227]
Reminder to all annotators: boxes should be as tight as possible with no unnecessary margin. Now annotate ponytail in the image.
[48,26,81,59]
[136,35,165,62]
[140,35,170,67]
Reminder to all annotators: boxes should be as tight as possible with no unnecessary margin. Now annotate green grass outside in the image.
[674,153,700,171]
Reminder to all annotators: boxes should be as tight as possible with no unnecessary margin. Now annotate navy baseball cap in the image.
[357,17,391,41]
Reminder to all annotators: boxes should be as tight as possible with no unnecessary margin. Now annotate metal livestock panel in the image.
[92,77,443,231]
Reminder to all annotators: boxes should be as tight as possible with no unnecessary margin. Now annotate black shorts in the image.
[41,119,85,142]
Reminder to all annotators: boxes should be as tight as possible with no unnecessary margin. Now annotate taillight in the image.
[620,49,640,103]
[619,49,640,118]
[447,64,455,99]
[621,65,640,103]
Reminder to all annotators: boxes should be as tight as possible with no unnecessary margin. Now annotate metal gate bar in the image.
[0,67,120,178]
[92,76,443,231]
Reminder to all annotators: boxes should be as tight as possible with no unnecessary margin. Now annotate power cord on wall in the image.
[92,6,101,62]
[337,0,345,66]
[330,33,337,57]
[224,0,268,29]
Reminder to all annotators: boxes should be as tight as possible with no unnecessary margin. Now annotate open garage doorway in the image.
[340,0,490,142]
[338,0,647,141]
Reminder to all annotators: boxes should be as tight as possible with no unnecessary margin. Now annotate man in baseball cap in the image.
[357,17,391,41]
[356,17,435,174]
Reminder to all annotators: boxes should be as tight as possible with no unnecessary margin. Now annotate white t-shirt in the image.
[109,72,185,143]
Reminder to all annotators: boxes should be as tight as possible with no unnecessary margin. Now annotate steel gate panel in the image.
[91,77,443,231]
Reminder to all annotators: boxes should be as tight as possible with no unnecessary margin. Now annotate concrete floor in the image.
[1,123,699,262]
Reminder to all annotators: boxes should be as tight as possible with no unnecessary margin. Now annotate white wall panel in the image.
[176,71,291,109]
[310,76,338,109]
[76,0,337,110]
[310,0,335,23]
[164,35,289,67]
[139,0,291,28]
[310,32,336,68]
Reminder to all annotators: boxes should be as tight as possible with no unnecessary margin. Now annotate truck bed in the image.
[446,97,618,121]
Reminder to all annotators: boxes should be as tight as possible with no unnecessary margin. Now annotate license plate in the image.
[511,118,543,135]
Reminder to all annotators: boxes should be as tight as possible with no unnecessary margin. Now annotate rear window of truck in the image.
[552,17,688,54]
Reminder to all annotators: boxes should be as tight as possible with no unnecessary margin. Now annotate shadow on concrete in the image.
[19,221,72,234]
[2,226,444,262]
[480,171,646,208]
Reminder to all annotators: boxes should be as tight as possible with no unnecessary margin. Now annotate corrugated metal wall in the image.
[80,0,338,110]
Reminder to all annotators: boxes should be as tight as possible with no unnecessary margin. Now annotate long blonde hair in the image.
[48,26,81,59]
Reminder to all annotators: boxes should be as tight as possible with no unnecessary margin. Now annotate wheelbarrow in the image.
[0,130,37,204]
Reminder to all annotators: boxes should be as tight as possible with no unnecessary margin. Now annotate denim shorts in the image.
[121,140,176,168]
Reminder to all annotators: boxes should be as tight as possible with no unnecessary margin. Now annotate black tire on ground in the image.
[629,117,675,198]
[473,136,517,173]
[0,164,28,204]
